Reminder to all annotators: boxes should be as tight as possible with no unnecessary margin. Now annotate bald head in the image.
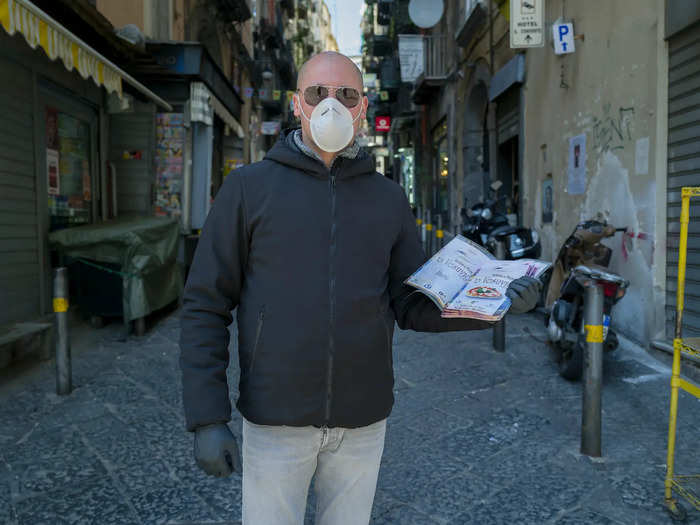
[297,51,363,91]
[293,51,369,161]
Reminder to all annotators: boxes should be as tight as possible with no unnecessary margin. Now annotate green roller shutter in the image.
[0,56,40,325]
[109,102,156,216]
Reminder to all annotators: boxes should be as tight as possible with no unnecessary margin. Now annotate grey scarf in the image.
[290,129,361,167]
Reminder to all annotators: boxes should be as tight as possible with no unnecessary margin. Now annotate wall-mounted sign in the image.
[47,149,59,195]
[567,133,587,195]
[542,177,553,223]
[373,147,390,157]
[553,22,575,54]
[398,35,425,82]
[510,0,545,48]
[261,121,281,135]
[363,73,378,89]
[375,116,391,132]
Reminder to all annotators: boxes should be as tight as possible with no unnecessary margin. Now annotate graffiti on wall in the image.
[592,104,636,153]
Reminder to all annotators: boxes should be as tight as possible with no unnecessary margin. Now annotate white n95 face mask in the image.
[298,95,362,153]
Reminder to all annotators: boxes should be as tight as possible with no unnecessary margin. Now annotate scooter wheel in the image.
[604,330,619,352]
[559,343,583,381]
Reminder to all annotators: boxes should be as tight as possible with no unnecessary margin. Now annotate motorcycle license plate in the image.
[603,315,610,341]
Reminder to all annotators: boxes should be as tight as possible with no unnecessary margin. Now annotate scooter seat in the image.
[573,264,629,288]
[490,225,519,238]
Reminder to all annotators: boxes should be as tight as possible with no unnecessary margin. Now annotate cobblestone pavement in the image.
[0,310,699,524]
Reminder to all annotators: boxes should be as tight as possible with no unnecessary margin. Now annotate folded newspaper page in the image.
[405,235,551,321]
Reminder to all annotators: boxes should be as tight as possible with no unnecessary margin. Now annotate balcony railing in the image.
[423,35,448,80]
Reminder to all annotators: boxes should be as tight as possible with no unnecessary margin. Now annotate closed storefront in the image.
[0,0,171,330]
[666,5,700,338]
[108,102,157,216]
[0,55,39,325]
[43,89,99,232]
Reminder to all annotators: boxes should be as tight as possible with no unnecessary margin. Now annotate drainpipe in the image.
[182,106,193,233]
[487,0,498,189]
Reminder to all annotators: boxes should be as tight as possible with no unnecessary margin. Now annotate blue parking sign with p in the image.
[553,23,575,55]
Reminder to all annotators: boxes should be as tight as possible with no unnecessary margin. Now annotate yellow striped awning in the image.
[0,0,171,110]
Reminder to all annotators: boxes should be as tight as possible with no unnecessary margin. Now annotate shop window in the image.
[47,108,92,232]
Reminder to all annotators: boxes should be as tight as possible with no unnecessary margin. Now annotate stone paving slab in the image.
[0,311,699,524]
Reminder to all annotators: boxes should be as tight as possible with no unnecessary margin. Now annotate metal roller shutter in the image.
[109,103,156,216]
[496,87,519,145]
[667,21,700,338]
[0,57,40,326]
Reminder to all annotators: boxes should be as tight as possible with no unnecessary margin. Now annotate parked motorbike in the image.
[460,181,541,260]
[544,219,629,380]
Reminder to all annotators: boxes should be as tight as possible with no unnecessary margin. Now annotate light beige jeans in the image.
[241,417,387,525]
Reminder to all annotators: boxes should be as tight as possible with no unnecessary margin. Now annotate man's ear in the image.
[361,95,369,120]
[293,93,301,119]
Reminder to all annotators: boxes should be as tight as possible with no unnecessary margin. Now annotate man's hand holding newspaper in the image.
[405,236,550,321]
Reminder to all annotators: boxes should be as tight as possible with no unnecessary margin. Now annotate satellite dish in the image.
[408,0,444,28]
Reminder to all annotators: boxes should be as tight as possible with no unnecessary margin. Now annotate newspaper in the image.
[405,235,551,321]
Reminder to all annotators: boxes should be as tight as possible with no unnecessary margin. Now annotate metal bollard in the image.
[436,215,443,251]
[53,267,72,395]
[492,238,506,352]
[426,210,433,256]
[415,207,424,255]
[581,283,604,457]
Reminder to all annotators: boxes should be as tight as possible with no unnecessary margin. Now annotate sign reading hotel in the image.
[510,0,545,48]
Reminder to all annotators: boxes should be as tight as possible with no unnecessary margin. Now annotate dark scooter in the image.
[544,219,629,380]
[461,181,541,260]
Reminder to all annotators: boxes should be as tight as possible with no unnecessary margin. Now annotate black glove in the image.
[506,276,542,314]
[193,423,242,477]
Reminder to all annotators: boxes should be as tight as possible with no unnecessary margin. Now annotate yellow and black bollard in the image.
[581,282,604,457]
[425,221,433,256]
[53,267,72,396]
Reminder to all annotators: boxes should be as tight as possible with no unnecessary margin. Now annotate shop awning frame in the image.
[0,0,172,110]
[142,42,244,123]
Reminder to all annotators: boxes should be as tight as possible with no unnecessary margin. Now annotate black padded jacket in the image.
[179,129,491,431]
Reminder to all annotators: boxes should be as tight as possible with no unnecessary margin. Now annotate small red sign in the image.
[375,116,391,132]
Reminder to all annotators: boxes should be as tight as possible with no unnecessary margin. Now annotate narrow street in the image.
[1,311,695,524]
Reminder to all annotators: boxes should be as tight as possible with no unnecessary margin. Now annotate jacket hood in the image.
[264,128,376,180]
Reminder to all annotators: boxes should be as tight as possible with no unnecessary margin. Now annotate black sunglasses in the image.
[301,85,361,108]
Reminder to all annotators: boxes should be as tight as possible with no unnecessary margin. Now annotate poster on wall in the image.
[82,160,91,202]
[47,148,60,195]
[261,121,281,135]
[542,178,553,223]
[155,113,185,218]
[224,158,245,178]
[635,136,649,175]
[46,108,58,149]
[567,133,586,195]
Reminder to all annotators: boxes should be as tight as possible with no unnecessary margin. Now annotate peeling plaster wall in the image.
[522,0,667,344]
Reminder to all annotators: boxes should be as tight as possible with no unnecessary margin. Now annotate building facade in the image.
[0,0,311,335]
[363,0,700,347]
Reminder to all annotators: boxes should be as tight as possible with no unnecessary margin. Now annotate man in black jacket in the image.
[179,52,540,525]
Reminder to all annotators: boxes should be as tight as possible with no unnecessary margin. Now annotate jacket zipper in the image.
[325,170,337,423]
[382,309,392,370]
[248,307,265,377]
